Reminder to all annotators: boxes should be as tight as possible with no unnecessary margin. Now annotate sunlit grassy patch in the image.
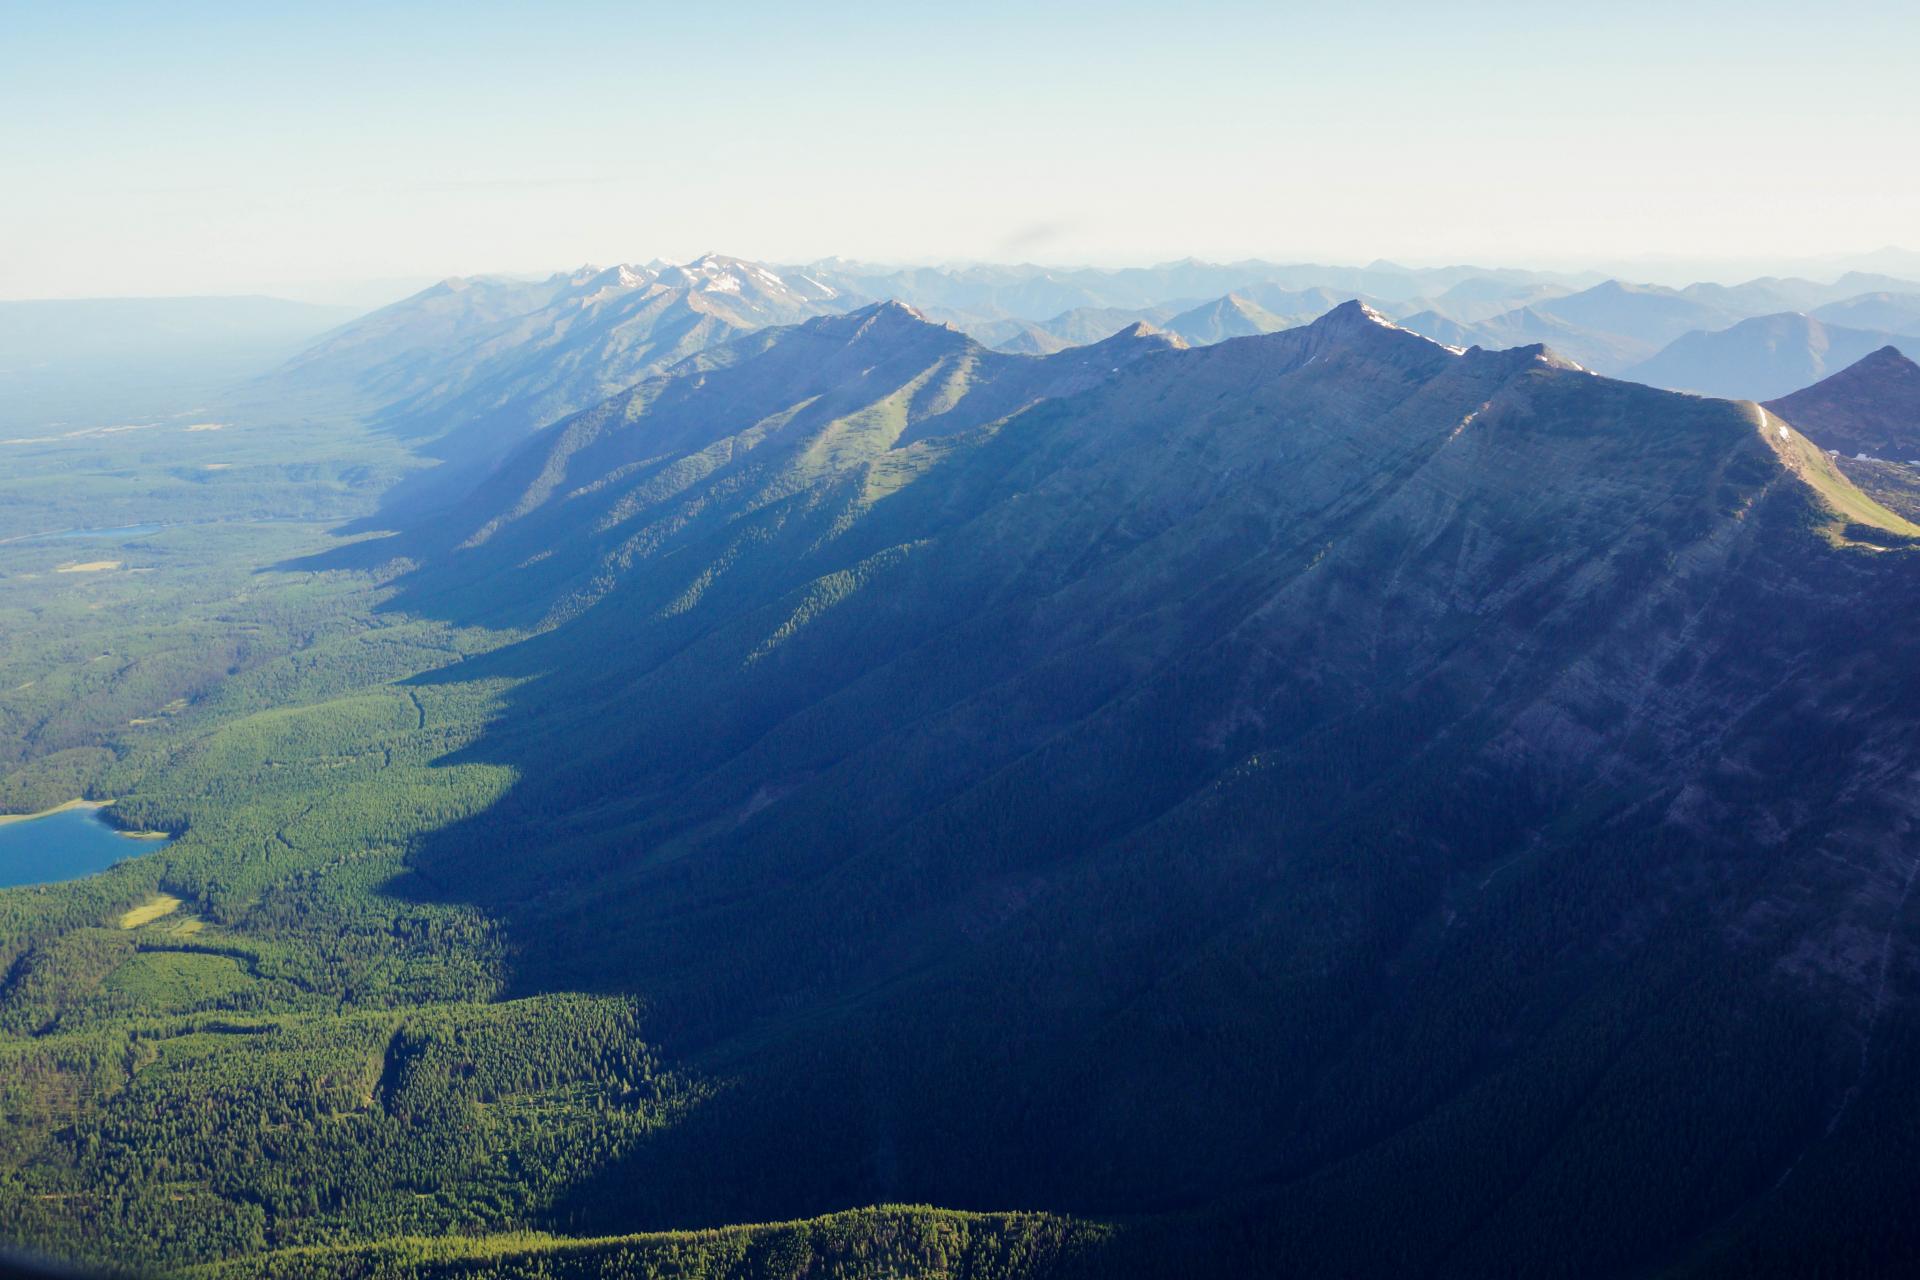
[118,893,182,930]
[1760,407,1920,542]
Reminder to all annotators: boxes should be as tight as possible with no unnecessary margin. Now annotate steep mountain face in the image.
[370,300,1920,1274]
[1765,345,1920,459]
[1627,313,1918,400]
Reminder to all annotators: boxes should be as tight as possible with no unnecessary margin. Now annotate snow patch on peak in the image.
[586,264,650,289]
[1313,298,1419,338]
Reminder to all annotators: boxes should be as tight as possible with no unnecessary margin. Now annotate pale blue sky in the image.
[3,0,1917,299]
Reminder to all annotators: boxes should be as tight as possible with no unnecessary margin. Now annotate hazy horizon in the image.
[9,244,1920,313]
[7,1,1918,302]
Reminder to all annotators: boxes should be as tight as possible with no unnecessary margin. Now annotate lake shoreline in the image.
[0,798,170,840]
[0,799,175,890]
[0,798,108,827]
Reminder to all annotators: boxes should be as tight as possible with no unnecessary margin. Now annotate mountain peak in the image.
[795,299,960,353]
[1090,319,1187,352]
[1764,343,1920,459]
[576,264,653,295]
[869,298,926,321]
[1305,297,1428,343]
[1309,298,1408,336]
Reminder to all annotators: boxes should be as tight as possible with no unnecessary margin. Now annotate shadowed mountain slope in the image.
[328,298,1920,1275]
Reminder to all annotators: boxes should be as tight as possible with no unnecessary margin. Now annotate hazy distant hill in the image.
[1033,303,1188,346]
[1416,276,1575,322]
[1529,279,1744,351]
[1811,291,1920,334]
[1007,287,1357,351]
[796,257,1584,321]
[1404,280,1757,374]
[1160,292,1290,343]
[991,321,1075,354]
[1398,304,1647,372]
[1625,312,1919,400]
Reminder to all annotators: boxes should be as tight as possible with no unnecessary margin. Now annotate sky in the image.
[4,0,1918,301]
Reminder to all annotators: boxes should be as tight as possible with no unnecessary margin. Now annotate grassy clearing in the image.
[119,894,183,930]
[1760,407,1920,541]
[176,1205,1114,1280]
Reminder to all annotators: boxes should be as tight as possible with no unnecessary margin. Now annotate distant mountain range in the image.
[1398,302,1652,372]
[253,253,1920,528]
[790,256,1575,320]
[273,255,855,507]
[1810,291,1920,334]
[283,255,848,433]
